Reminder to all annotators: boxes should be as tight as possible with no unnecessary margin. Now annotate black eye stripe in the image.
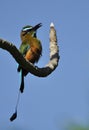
[22,31,27,36]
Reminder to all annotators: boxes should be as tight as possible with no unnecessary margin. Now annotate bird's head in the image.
[20,23,42,41]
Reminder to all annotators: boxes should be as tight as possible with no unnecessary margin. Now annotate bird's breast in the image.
[25,46,41,63]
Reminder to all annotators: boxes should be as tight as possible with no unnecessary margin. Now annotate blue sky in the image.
[0,0,89,130]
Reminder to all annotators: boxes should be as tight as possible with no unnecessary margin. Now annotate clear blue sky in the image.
[0,0,89,130]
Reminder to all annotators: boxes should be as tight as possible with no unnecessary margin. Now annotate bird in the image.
[10,23,42,121]
[18,23,42,93]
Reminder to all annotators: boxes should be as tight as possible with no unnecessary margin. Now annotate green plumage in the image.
[19,42,30,56]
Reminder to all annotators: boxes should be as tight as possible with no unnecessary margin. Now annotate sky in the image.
[0,0,89,130]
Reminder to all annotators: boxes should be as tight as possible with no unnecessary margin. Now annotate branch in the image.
[0,23,60,77]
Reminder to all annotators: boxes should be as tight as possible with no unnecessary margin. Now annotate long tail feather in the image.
[17,65,21,72]
[10,89,21,121]
[20,69,24,93]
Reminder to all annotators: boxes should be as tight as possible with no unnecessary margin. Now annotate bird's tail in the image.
[20,69,24,93]
[10,67,25,121]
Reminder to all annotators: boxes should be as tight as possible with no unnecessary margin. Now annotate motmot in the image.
[10,23,42,121]
[18,23,42,93]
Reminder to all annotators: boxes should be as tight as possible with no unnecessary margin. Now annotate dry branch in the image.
[0,23,60,77]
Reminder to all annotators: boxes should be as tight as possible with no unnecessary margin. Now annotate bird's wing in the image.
[19,42,30,56]
[17,43,30,72]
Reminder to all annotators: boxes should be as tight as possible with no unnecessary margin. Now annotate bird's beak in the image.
[22,23,42,36]
[32,23,42,31]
